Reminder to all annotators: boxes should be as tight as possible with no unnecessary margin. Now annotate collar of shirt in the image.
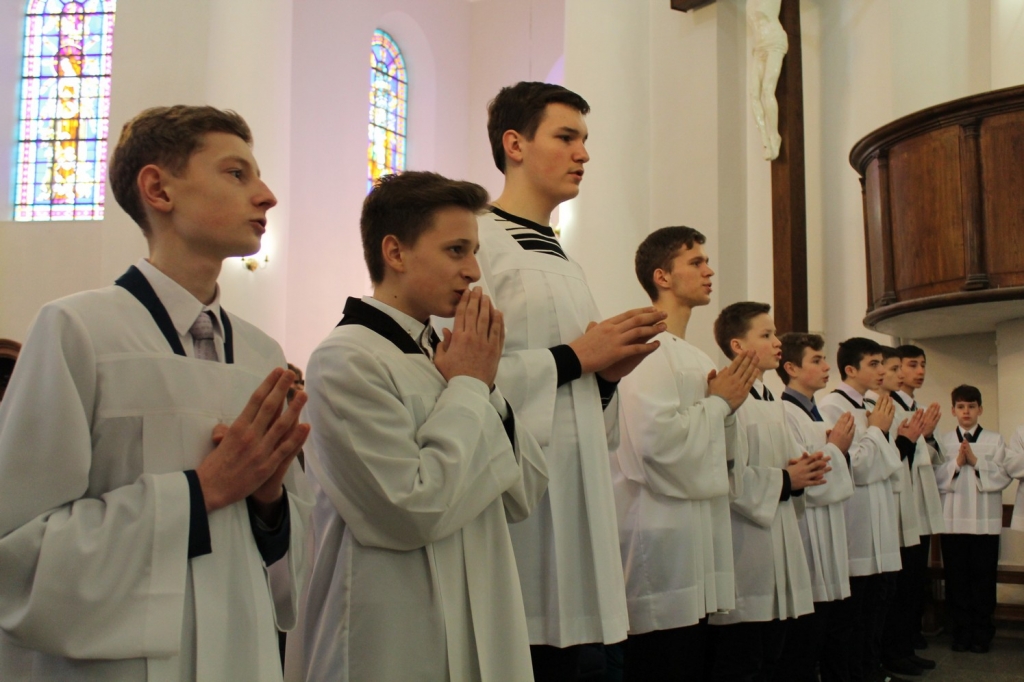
[864,389,880,404]
[489,205,558,237]
[896,390,916,409]
[136,258,224,342]
[959,423,981,438]
[752,378,765,395]
[837,382,865,406]
[782,386,817,413]
[362,296,427,342]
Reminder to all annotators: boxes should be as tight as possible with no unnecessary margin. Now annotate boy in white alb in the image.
[300,172,548,682]
[613,227,757,682]
[709,302,829,682]
[0,106,312,682]
[472,81,668,681]
[776,333,856,682]
[893,344,945,655]
[865,347,937,677]
[936,384,1009,654]
[817,337,901,682]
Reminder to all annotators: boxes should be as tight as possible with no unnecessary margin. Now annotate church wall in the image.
[0,0,294,346]
[992,0,1024,89]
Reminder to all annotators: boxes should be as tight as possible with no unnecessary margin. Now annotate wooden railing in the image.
[850,85,1024,337]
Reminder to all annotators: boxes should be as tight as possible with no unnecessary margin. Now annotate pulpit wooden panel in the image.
[850,85,1024,337]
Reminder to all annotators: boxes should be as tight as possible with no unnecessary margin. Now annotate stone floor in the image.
[901,628,1024,681]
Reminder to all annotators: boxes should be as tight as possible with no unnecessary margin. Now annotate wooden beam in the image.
[770,0,808,333]
[670,0,716,12]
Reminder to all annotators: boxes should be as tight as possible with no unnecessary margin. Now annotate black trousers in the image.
[941,533,1000,647]
[624,619,709,682]
[776,599,850,682]
[847,572,895,682]
[531,644,584,682]
[710,620,788,682]
[882,540,930,661]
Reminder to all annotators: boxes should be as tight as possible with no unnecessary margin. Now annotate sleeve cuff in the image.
[780,469,793,502]
[896,435,916,463]
[184,469,212,559]
[596,373,619,410]
[246,491,291,566]
[550,344,582,387]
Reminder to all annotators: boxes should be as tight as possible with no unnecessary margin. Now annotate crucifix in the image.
[671,0,808,333]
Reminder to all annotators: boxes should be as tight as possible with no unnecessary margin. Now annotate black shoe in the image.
[879,673,915,682]
[970,642,990,654]
[952,641,969,652]
[912,633,928,650]
[882,658,923,676]
[906,654,936,669]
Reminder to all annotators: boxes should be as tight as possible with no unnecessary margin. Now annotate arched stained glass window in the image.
[367,29,407,192]
[14,0,117,221]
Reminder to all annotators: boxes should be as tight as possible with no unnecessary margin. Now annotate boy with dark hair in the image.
[935,385,1009,653]
[892,344,945,654]
[301,171,547,681]
[776,332,856,682]
[708,302,828,682]
[474,81,667,681]
[817,337,902,682]
[865,348,937,676]
[614,227,756,681]
[0,105,311,681]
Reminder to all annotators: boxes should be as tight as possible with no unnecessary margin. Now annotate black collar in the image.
[488,206,559,238]
[831,389,863,410]
[337,297,433,356]
[891,392,911,411]
[115,265,234,363]
[782,392,820,421]
[957,425,983,443]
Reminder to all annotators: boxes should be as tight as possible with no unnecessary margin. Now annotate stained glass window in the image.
[367,29,407,192]
[14,0,117,221]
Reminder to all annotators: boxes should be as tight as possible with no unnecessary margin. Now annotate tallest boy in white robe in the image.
[467,82,667,680]
[0,106,312,681]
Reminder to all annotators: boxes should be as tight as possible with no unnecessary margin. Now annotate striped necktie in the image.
[190,311,218,361]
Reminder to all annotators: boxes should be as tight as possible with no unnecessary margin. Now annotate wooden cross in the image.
[672,0,808,333]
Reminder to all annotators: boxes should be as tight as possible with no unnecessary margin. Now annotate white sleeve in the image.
[975,437,1012,492]
[783,407,852,507]
[616,349,731,500]
[934,437,960,493]
[304,340,526,551]
[822,402,900,486]
[1000,428,1024,480]
[490,386,550,524]
[0,304,192,659]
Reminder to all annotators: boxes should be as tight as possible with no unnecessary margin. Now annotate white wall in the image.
[0,0,292,345]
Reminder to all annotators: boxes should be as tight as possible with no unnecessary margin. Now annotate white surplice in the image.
[782,398,854,603]
[895,391,945,537]
[818,385,902,576]
[0,267,311,682]
[935,426,1008,535]
[300,298,547,682]
[612,333,741,634]
[1004,426,1024,531]
[468,211,628,646]
[709,380,814,625]
[865,391,922,548]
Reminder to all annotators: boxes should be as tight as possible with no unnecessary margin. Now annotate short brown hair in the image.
[634,226,707,301]
[361,172,489,284]
[714,301,771,359]
[487,82,590,173]
[109,106,252,232]
[778,332,824,385]
[951,384,982,406]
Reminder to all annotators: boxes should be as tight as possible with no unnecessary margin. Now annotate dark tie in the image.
[750,386,776,401]
[764,386,775,402]
[957,427,981,444]
[810,403,823,422]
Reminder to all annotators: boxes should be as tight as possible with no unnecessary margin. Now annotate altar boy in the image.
[936,385,1009,653]
[0,106,311,681]
[817,338,901,682]
[613,227,757,682]
[301,172,548,682]
[473,81,667,681]
[708,302,827,682]
[776,332,855,682]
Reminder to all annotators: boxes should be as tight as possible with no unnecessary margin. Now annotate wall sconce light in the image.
[241,255,269,272]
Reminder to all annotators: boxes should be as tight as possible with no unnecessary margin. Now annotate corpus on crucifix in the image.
[748,0,788,161]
